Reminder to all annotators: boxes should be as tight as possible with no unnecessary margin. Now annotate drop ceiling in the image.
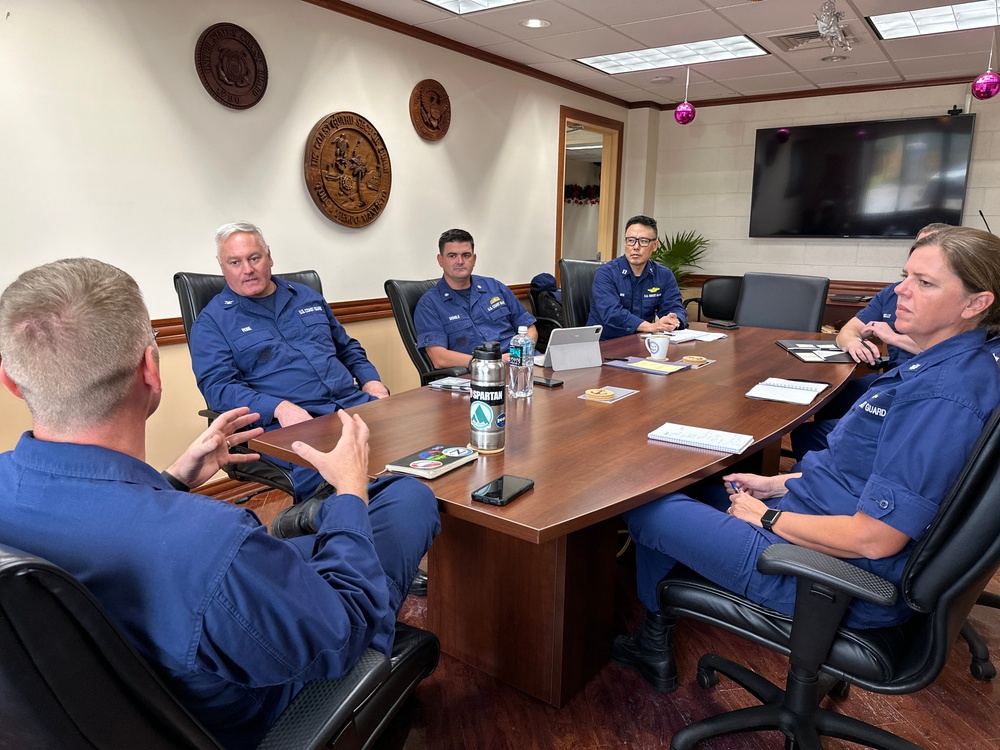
[315,0,997,107]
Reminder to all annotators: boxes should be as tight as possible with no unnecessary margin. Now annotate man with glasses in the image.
[587,215,688,340]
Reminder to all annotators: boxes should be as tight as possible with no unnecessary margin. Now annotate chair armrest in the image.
[197,408,222,421]
[422,366,469,386]
[683,297,703,321]
[756,544,897,608]
[257,649,391,750]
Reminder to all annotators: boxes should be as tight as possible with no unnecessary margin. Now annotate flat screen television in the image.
[749,114,975,239]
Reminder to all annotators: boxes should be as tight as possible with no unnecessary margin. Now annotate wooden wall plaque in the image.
[194,23,268,110]
[409,79,451,141]
[304,112,392,228]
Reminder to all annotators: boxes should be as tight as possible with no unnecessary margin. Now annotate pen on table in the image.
[604,357,627,361]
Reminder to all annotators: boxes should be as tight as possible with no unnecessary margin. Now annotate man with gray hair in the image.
[190,221,389,503]
[0,258,439,748]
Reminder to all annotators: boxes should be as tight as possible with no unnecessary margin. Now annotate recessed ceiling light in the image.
[869,0,999,40]
[520,18,551,29]
[577,36,767,75]
[821,54,848,62]
[418,0,534,14]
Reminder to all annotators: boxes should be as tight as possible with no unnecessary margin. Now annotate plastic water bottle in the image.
[508,326,534,398]
[470,340,506,452]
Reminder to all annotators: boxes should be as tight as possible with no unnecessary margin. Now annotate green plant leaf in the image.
[650,230,709,288]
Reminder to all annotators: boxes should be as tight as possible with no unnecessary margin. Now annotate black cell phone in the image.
[707,321,739,330]
[471,475,535,506]
[533,376,564,388]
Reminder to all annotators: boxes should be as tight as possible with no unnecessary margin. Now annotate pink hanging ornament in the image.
[973,31,1000,101]
[675,67,696,125]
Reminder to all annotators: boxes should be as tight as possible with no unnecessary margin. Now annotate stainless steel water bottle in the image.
[469,340,506,452]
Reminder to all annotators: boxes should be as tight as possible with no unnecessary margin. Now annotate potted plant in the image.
[650,230,709,288]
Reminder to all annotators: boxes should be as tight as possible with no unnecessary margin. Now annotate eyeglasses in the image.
[624,236,656,248]
[151,328,160,340]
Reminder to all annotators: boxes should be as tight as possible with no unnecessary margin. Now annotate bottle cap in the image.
[518,326,528,334]
[473,340,502,360]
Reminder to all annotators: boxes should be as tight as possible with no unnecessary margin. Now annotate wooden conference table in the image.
[250,324,856,707]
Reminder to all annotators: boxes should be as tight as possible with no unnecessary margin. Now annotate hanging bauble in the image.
[973,69,1000,100]
[674,101,696,125]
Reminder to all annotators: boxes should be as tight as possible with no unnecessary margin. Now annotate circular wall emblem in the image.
[409,79,451,141]
[304,112,392,228]
[194,23,268,110]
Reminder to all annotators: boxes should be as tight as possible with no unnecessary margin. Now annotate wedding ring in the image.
[726,506,733,515]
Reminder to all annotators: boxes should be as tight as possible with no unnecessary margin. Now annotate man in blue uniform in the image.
[0,258,440,748]
[190,221,389,501]
[790,222,948,458]
[611,226,1000,693]
[586,215,688,340]
[414,228,537,367]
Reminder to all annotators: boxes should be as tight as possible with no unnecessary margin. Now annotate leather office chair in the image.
[733,272,830,332]
[383,279,469,386]
[0,542,440,750]
[173,271,325,502]
[658,403,1000,749]
[559,258,601,328]
[683,275,742,322]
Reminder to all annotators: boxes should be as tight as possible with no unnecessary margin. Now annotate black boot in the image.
[611,609,677,692]
[271,483,336,539]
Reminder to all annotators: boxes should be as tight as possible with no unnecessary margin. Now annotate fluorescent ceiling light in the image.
[576,36,766,75]
[869,0,999,40]
[419,0,534,14]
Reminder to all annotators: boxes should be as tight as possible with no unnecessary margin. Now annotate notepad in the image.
[647,422,754,454]
[385,445,478,479]
[745,378,829,405]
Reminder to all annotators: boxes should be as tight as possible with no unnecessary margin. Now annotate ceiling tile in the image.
[416,16,515,46]
[458,0,604,39]
[613,11,741,48]
[524,26,645,58]
[479,40,562,65]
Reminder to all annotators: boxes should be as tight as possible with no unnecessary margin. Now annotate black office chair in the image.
[383,279,469,386]
[683,275,742,322]
[0,541,440,750]
[658,403,1000,749]
[733,272,830,332]
[173,271,325,502]
[559,258,601,328]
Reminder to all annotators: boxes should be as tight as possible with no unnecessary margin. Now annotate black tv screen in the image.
[749,114,975,239]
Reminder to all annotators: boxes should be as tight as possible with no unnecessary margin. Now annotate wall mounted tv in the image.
[749,114,975,239]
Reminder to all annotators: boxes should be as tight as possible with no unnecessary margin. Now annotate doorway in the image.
[555,107,623,274]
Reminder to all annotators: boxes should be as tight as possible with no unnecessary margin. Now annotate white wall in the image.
[652,86,1000,283]
[0,0,626,317]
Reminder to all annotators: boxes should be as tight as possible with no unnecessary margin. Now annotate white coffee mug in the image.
[644,334,670,361]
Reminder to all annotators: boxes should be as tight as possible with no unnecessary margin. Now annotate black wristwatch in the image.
[761,508,782,531]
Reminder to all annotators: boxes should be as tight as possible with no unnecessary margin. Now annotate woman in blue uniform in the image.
[613,225,1000,693]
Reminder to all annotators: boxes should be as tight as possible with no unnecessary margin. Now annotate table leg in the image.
[427,514,619,707]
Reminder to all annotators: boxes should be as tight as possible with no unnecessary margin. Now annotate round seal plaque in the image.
[409,79,451,141]
[304,112,392,228]
[194,23,268,110]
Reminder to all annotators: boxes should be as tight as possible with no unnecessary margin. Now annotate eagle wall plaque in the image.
[304,112,392,228]
[409,79,451,141]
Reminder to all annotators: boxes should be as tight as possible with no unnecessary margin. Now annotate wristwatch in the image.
[761,508,782,531]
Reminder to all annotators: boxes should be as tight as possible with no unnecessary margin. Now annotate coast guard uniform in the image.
[587,256,687,340]
[0,436,439,749]
[625,329,1000,629]
[190,278,381,498]
[414,275,535,355]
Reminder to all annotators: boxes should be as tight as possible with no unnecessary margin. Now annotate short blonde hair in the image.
[0,258,152,431]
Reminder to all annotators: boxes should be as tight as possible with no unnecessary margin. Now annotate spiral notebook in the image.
[745,378,829,405]
[647,422,754,454]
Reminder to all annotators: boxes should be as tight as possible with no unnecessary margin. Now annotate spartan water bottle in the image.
[469,340,506,452]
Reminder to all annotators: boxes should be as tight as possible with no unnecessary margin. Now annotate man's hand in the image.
[275,400,313,427]
[638,313,681,334]
[290,411,370,503]
[361,380,390,399]
[164,407,264,489]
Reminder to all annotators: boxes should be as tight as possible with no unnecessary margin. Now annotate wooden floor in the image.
[241,488,1000,750]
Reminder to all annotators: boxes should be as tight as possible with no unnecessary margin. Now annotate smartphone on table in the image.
[533,376,564,388]
[471,475,535,506]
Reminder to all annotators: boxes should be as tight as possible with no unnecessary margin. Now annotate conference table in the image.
[250,324,857,707]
